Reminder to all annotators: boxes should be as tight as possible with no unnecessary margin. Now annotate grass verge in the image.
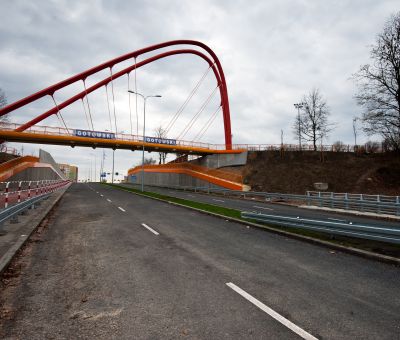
[104,183,400,261]
[105,183,241,219]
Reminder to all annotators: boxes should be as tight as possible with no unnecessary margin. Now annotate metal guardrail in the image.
[0,180,71,227]
[0,180,70,209]
[0,194,50,226]
[304,191,400,216]
[124,183,400,216]
[241,212,400,245]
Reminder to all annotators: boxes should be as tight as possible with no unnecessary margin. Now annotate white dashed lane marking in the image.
[226,282,318,340]
[141,223,159,236]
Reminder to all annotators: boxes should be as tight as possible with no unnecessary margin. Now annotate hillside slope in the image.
[242,151,400,195]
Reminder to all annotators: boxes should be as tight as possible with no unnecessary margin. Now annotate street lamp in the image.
[352,117,359,146]
[294,102,306,150]
[128,90,162,192]
[90,153,97,182]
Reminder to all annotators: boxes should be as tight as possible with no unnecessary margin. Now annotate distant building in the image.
[58,163,78,181]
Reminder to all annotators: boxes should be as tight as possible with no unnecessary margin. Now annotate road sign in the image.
[145,136,176,145]
[74,129,115,139]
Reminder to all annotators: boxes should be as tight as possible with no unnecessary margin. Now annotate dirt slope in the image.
[241,151,400,195]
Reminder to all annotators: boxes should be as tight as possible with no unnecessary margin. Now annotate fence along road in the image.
[0,180,70,209]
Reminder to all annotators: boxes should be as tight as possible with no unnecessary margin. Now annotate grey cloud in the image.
[1,0,399,178]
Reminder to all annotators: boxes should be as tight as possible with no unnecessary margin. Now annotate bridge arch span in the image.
[0,40,232,149]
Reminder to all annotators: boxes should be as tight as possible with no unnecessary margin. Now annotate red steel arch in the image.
[0,40,232,149]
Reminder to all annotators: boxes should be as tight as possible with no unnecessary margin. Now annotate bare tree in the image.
[293,88,334,151]
[143,157,156,165]
[0,88,6,108]
[0,88,10,123]
[133,157,156,167]
[154,125,167,164]
[354,12,400,151]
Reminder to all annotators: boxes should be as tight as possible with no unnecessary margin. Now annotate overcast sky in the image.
[1,0,398,180]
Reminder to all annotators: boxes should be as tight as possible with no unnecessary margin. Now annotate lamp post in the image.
[105,129,116,184]
[294,102,306,150]
[352,117,358,146]
[90,153,97,182]
[100,150,106,183]
[128,90,162,192]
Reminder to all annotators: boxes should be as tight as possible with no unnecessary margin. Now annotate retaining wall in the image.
[39,149,66,179]
[191,151,248,169]
[8,167,61,182]
[130,171,225,190]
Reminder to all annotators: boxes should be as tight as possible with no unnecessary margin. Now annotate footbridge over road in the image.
[0,123,245,156]
[0,40,243,156]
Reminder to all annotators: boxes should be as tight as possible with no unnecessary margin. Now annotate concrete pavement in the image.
[0,183,399,339]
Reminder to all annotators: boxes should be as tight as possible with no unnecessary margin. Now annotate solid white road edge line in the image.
[253,205,274,211]
[226,282,318,340]
[141,223,160,235]
[107,199,112,202]
[118,207,126,212]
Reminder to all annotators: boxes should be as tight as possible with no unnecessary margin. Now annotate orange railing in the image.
[0,156,40,181]
[128,162,244,190]
[128,163,242,183]
[1,122,386,153]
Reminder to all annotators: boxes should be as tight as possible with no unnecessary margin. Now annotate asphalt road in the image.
[121,183,400,229]
[1,183,399,339]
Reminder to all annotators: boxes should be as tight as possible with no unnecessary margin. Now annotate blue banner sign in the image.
[145,136,176,145]
[74,129,115,139]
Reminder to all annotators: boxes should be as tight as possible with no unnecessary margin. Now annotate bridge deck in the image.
[0,124,244,155]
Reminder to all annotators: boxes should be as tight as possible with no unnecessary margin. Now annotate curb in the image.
[109,184,400,267]
[0,185,70,275]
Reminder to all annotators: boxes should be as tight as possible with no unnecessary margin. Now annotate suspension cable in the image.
[164,65,212,136]
[82,79,94,131]
[134,57,139,137]
[81,99,91,130]
[109,67,118,134]
[105,85,113,132]
[51,95,70,134]
[127,73,133,135]
[193,105,221,141]
[176,85,219,140]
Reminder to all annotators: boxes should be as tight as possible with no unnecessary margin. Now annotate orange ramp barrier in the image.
[128,163,248,191]
[0,156,60,182]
